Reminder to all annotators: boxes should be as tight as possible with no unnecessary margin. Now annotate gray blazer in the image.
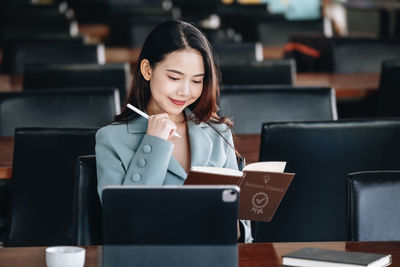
[95,109,252,242]
[95,110,238,198]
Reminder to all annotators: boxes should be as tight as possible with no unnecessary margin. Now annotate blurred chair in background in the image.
[1,5,77,40]
[347,170,400,241]
[255,119,400,242]
[107,1,175,47]
[0,180,10,245]
[258,18,324,46]
[5,128,97,247]
[213,42,264,64]
[0,88,120,136]
[67,0,109,23]
[1,35,87,73]
[108,15,173,47]
[220,59,295,86]
[377,59,400,117]
[6,43,105,75]
[331,37,400,73]
[219,86,337,134]
[73,155,102,246]
[23,63,131,102]
[0,2,74,39]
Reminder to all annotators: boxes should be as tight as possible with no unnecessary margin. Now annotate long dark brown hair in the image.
[114,20,232,127]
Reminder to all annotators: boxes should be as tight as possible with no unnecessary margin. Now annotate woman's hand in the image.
[146,113,177,141]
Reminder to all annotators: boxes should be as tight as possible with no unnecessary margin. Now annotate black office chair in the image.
[331,37,400,73]
[377,59,400,117]
[0,4,78,49]
[6,128,97,246]
[257,19,324,46]
[212,42,264,65]
[2,16,76,41]
[254,119,400,242]
[73,155,102,246]
[68,0,109,23]
[219,86,337,134]
[23,63,130,102]
[0,88,120,137]
[0,180,11,244]
[7,43,105,75]
[108,15,170,47]
[220,59,295,86]
[348,171,400,241]
[1,35,86,73]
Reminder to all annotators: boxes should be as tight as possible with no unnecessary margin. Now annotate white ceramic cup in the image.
[45,246,86,267]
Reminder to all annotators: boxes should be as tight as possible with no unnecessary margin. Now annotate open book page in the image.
[190,166,243,177]
[243,161,286,173]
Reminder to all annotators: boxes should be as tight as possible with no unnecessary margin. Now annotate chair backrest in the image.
[219,86,337,134]
[212,42,263,64]
[220,59,295,86]
[6,128,97,246]
[332,38,400,73]
[23,63,130,102]
[0,179,11,244]
[377,59,400,117]
[255,120,400,242]
[8,43,105,74]
[0,88,120,137]
[1,35,86,74]
[258,19,323,46]
[73,155,102,246]
[108,13,172,47]
[2,7,75,38]
[348,171,400,241]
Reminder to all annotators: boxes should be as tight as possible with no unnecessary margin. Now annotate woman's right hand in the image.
[146,113,177,141]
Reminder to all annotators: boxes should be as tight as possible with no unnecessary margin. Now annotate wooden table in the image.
[0,72,380,99]
[235,134,260,164]
[295,72,380,99]
[0,137,13,179]
[0,241,399,266]
[0,134,259,180]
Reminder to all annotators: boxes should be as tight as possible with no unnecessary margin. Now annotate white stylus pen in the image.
[127,104,181,138]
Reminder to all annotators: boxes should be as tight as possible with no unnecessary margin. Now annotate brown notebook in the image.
[184,162,294,222]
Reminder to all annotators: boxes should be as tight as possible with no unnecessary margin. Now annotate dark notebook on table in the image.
[102,185,240,267]
[282,247,392,267]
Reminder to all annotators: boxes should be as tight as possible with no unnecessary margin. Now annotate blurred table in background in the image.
[0,134,258,179]
[296,72,380,98]
[235,134,260,164]
[0,72,380,99]
[0,137,13,179]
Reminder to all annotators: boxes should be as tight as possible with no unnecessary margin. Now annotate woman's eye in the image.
[193,80,203,84]
[168,76,179,81]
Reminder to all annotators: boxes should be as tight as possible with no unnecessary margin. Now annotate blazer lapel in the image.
[127,116,147,134]
[187,117,213,168]
[125,111,213,181]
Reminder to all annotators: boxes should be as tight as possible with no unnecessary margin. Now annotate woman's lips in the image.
[169,98,186,106]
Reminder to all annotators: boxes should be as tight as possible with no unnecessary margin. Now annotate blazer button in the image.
[143,145,152,153]
[138,159,146,167]
[132,173,141,182]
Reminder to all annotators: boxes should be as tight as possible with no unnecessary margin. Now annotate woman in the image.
[95,20,252,243]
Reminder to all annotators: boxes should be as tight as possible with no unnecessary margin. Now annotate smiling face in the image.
[141,48,205,119]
